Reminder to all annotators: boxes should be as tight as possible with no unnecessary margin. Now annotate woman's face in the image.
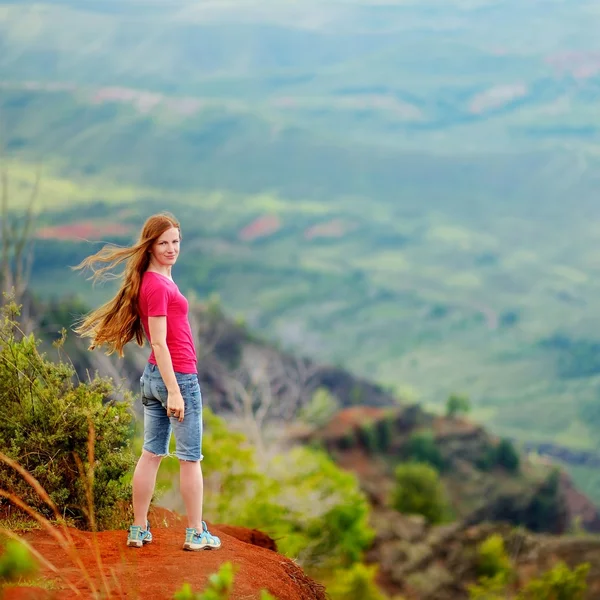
[150,226,180,267]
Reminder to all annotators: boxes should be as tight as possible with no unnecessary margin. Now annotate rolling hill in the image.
[2,0,600,500]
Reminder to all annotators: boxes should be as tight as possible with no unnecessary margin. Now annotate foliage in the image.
[269,446,374,568]
[173,562,236,600]
[356,422,379,454]
[0,539,38,583]
[0,302,135,530]
[495,439,520,472]
[467,573,508,600]
[517,561,589,600]
[526,469,563,533]
[446,394,471,419]
[475,534,513,583]
[200,410,373,570]
[391,462,449,524]
[404,430,445,471]
[299,387,340,428]
[374,414,395,452]
[326,563,387,600]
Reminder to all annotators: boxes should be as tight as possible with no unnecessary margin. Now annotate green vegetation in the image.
[518,562,589,600]
[0,302,135,531]
[0,539,38,584]
[496,439,520,473]
[299,387,340,428]
[404,430,445,471]
[326,563,388,600]
[475,534,513,585]
[469,551,590,600]
[3,0,600,504]
[180,409,374,571]
[391,462,449,524]
[446,394,471,419]
[173,563,236,600]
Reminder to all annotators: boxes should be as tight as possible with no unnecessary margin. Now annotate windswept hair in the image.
[73,212,181,356]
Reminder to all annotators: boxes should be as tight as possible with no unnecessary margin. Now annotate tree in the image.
[392,462,449,524]
[299,387,340,428]
[496,438,520,472]
[446,394,471,418]
[405,430,445,471]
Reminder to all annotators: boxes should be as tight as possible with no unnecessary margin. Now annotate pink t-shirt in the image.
[138,271,197,374]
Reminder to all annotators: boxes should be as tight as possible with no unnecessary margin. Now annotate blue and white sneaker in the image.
[183,521,221,551]
[127,521,152,548]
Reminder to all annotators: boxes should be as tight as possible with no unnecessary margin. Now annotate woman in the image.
[74,212,221,551]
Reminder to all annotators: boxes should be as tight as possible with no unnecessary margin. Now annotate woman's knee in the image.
[141,449,164,463]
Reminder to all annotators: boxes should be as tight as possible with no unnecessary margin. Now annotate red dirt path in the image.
[3,511,325,600]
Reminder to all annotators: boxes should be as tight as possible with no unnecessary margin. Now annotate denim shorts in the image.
[140,363,203,462]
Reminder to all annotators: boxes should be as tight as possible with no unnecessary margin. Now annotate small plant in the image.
[0,538,38,583]
[517,561,589,600]
[391,462,449,524]
[468,573,507,600]
[476,534,513,583]
[375,414,395,452]
[446,394,471,418]
[404,430,445,471]
[356,422,379,454]
[327,563,387,600]
[496,439,520,472]
[299,387,340,428]
[173,562,237,600]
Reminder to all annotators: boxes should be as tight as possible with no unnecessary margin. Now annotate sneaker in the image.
[127,521,153,548]
[183,521,221,551]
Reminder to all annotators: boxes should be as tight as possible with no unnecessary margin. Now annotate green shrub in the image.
[476,534,513,583]
[356,423,379,454]
[517,561,589,600]
[375,414,395,452]
[392,462,448,524]
[0,539,37,583]
[496,439,520,472]
[299,387,340,428]
[327,563,387,600]
[446,394,471,418]
[468,573,507,600]
[0,302,135,530]
[405,430,445,471]
[198,410,373,570]
[173,562,236,600]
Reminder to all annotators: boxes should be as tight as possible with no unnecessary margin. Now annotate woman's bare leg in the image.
[132,450,163,527]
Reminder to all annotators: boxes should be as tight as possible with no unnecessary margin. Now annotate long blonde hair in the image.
[73,212,181,356]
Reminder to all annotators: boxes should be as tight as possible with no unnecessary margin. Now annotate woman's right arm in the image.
[149,316,185,421]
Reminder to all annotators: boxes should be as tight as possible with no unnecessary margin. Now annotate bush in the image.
[0,302,135,530]
[405,430,445,471]
[375,414,395,452]
[326,563,387,600]
[476,534,513,583]
[391,462,448,524]
[446,394,471,418]
[198,409,373,571]
[173,562,236,600]
[0,539,37,583]
[517,561,589,600]
[299,387,340,428]
[356,423,379,454]
[496,439,520,472]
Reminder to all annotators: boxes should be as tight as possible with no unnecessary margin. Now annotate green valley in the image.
[2,0,600,500]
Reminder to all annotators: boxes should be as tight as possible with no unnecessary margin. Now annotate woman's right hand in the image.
[167,389,185,422]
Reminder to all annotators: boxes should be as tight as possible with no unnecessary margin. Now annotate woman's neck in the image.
[147,264,173,279]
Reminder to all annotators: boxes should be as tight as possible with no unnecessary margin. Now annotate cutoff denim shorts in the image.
[140,363,204,462]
